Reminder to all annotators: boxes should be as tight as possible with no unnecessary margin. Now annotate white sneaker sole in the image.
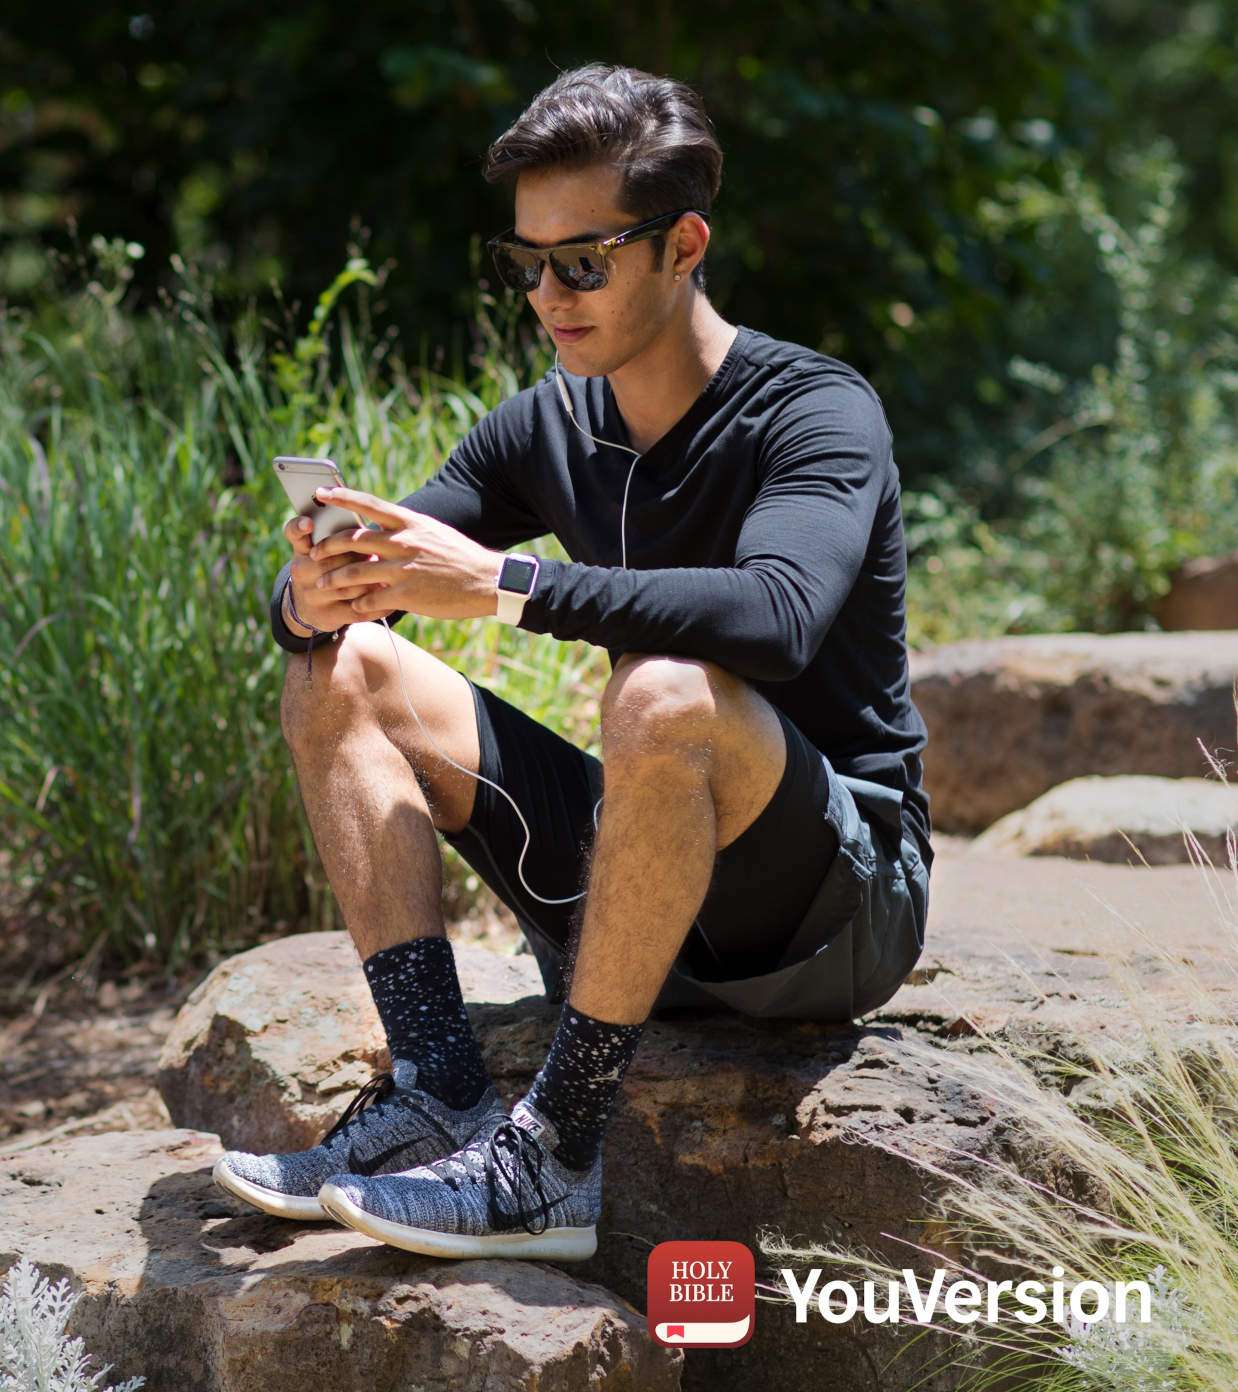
[212,1156,328,1221]
[318,1181,598,1261]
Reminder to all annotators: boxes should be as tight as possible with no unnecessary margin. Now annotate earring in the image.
[674,272,682,281]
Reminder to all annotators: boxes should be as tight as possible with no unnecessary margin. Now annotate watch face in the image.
[499,557,538,595]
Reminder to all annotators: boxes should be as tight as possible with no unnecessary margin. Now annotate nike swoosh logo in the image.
[587,1068,623,1084]
[339,1094,472,1178]
[348,1136,430,1177]
[486,1185,573,1232]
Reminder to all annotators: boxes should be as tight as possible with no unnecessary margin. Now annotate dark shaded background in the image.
[1,1,1234,482]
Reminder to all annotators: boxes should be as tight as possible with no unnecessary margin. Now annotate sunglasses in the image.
[486,208,709,293]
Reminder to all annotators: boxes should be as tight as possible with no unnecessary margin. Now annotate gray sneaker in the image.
[317,1094,602,1261]
[211,1059,506,1221]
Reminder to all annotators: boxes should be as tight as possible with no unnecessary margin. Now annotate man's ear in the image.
[673,214,710,279]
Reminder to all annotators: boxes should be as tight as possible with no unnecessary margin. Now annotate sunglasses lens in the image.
[550,247,608,292]
[489,241,610,292]
[491,244,541,292]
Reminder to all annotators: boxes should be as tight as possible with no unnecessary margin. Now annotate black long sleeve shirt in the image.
[269,323,933,865]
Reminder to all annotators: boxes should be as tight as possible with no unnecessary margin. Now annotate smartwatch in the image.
[495,553,540,624]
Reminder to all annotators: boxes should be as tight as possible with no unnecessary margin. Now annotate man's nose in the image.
[532,264,577,313]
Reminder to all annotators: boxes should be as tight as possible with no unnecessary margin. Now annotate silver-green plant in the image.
[0,1255,144,1392]
[1053,1264,1195,1389]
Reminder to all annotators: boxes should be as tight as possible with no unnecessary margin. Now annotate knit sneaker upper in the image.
[217,1059,504,1200]
[324,1093,603,1237]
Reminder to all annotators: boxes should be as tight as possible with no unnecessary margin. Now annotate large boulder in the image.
[155,940,995,1392]
[969,774,1238,865]
[146,845,1235,1392]
[0,1129,679,1392]
[879,843,1236,1039]
[155,935,535,1152]
[909,631,1238,832]
[1153,550,1238,631]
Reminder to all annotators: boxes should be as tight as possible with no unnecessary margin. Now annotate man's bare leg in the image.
[280,629,785,1166]
[278,632,782,1009]
[566,651,788,1022]
[210,624,512,1224]
[279,622,485,962]
[517,651,787,1172]
[307,640,780,1253]
[279,621,498,1108]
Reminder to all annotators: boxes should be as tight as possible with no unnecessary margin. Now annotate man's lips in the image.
[552,325,592,341]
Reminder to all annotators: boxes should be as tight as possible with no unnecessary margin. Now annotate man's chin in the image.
[557,345,610,377]
[552,329,648,378]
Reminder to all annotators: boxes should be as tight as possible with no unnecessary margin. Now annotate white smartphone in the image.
[273,456,370,545]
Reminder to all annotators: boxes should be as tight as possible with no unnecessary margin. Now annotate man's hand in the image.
[306,486,504,621]
[281,512,397,635]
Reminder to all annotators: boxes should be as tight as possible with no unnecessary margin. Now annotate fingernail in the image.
[299,517,311,529]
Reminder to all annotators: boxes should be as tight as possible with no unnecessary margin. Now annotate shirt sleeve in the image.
[395,390,546,545]
[267,392,545,653]
[515,373,891,682]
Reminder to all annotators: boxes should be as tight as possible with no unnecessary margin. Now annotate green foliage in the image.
[5,3,1234,494]
[0,243,603,988]
[905,140,1238,645]
[0,0,1109,482]
[902,483,1038,645]
[1085,0,1238,272]
[267,257,379,438]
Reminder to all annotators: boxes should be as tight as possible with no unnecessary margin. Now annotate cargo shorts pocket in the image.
[778,770,875,968]
[690,769,879,1021]
[851,833,929,1018]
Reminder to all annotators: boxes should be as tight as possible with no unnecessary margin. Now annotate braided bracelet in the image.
[284,578,337,684]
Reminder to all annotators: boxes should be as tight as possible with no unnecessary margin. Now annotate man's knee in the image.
[279,622,392,747]
[601,653,741,753]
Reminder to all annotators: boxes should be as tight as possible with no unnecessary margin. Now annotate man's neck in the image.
[606,299,738,456]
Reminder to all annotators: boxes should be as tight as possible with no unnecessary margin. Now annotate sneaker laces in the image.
[320,1071,399,1145]
[420,1118,554,1235]
[488,1120,553,1235]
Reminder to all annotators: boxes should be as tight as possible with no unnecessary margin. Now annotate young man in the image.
[214,63,932,1262]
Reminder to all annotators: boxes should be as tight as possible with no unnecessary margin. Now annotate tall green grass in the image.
[0,239,607,997]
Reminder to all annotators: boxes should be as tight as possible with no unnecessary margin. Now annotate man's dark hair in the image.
[482,63,722,291]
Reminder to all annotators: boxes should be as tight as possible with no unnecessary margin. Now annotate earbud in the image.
[555,366,575,418]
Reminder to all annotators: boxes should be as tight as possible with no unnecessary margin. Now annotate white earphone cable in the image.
[373,351,641,906]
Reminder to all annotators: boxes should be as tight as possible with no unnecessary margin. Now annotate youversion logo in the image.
[647,1240,756,1348]
[645,1244,1156,1349]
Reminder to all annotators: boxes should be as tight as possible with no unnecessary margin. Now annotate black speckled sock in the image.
[362,936,492,1110]
[525,1004,645,1170]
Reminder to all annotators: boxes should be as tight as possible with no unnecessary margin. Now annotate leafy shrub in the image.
[905,139,1238,644]
[0,1255,144,1392]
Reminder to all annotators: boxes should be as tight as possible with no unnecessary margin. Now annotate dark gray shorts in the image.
[441,674,930,1022]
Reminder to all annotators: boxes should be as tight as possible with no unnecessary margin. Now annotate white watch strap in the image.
[495,553,539,625]
[496,587,530,624]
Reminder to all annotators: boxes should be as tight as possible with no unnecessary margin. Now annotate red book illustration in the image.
[647,1241,755,1349]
